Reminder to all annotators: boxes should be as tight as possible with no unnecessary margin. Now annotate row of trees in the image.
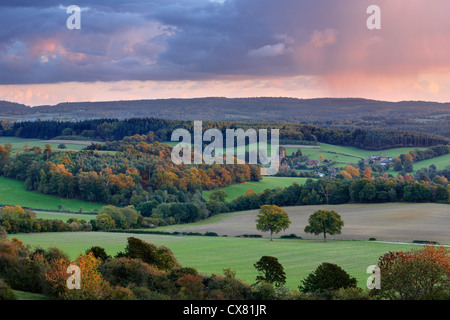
[0,206,92,234]
[204,177,448,219]
[255,205,344,241]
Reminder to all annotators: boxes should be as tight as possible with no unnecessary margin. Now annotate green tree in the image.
[136,200,159,217]
[304,209,344,241]
[209,190,228,202]
[299,262,357,295]
[92,213,115,231]
[255,205,291,241]
[254,256,286,288]
[124,237,179,271]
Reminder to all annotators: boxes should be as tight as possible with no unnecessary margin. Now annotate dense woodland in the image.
[1,117,448,151]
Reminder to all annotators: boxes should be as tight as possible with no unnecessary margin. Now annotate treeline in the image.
[0,206,92,233]
[2,117,448,150]
[200,176,449,218]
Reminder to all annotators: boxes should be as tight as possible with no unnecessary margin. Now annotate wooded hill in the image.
[1,97,449,137]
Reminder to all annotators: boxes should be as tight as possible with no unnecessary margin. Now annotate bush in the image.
[110,286,136,300]
[280,234,302,239]
[252,281,276,300]
[0,279,17,300]
[86,246,111,261]
[124,237,179,271]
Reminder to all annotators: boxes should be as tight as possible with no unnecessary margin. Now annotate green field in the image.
[165,140,441,170]
[10,231,423,289]
[34,211,96,222]
[413,153,450,170]
[0,137,88,155]
[287,143,430,167]
[0,176,103,212]
[202,176,310,201]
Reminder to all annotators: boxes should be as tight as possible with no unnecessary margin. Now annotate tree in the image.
[304,209,344,241]
[299,262,357,295]
[44,144,52,160]
[209,190,228,202]
[58,143,67,149]
[393,157,403,171]
[0,145,9,174]
[253,256,286,288]
[255,205,291,241]
[377,246,450,300]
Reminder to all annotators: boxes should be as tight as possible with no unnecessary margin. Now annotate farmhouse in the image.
[370,155,393,165]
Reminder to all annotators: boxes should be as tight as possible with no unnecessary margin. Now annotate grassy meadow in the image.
[0,176,103,212]
[9,231,424,289]
[0,137,87,155]
[202,176,311,201]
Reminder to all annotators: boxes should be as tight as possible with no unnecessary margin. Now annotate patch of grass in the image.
[0,137,87,156]
[413,153,450,170]
[34,211,96,222]
[13,290,50,300]
[202,176,311,201]
[10,232,422,289]
[0,176,103,213]
[288,143,429,166]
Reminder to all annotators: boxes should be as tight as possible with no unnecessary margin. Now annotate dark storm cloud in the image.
[3,0,450,85]
[0,0,344,84]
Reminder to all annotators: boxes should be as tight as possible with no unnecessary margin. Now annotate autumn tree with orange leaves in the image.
[45,252,112,300]
[377,245,450,300]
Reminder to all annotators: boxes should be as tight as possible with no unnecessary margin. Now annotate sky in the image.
[2,0,450,106]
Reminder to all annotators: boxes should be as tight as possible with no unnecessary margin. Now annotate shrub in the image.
[0,279,17,300]
[100,257,163,288]
[124,237,179,271]
[252,281,276,300]
[176,274,205,300]
[110,286,136,300]
[280,234,301,239]
[203,273,254,300]
[86,246,111,261]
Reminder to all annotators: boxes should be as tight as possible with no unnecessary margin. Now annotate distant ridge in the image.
[0,97,449,137]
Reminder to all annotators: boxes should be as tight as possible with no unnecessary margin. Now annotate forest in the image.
[1,117,448,151]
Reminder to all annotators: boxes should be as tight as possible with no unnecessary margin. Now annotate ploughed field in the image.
[155,203,450,244]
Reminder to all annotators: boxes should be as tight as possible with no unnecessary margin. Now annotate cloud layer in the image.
[2,0,450,103]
